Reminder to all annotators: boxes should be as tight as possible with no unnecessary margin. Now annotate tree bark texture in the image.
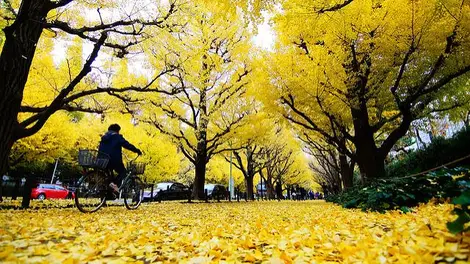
[0,0,52,177]
[245,176,254,201]
[339,153,354,189]
[193,153,207,200]
[192,83,209,200]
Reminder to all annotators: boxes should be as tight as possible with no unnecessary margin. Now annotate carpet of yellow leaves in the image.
[0,200,469,263]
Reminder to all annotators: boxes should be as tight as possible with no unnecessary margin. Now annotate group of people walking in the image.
[287,186,323,200]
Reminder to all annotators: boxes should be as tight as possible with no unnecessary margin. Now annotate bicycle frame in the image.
[75,150,145,213]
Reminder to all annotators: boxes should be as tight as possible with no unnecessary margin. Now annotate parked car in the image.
[204,184,227,200]
[31,184,75,200]
[143,182,170,201]
[143,182,190,202]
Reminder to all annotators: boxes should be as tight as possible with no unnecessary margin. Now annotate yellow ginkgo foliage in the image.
[254,0,470,181]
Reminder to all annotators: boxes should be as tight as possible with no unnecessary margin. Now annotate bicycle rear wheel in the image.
[75,170,107,213]
[123,176,144,210]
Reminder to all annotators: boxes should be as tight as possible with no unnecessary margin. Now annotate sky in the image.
[253,19,275,50]
[52,21,275,64]
[51,14,276,86]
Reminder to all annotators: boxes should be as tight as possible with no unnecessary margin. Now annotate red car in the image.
[31,184,75,200]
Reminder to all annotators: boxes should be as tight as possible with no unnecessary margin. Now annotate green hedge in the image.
[326,167,470,213]
[447,189,470,234]
[386,128,470,178]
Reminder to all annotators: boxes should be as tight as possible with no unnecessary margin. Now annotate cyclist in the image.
[98,124,142,193]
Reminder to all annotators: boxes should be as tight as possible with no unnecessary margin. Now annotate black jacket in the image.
[98,131,139,167]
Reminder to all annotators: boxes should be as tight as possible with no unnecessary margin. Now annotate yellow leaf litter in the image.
[0,200,469,263]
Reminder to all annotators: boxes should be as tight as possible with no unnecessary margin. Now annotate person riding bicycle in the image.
[98,124,142,193]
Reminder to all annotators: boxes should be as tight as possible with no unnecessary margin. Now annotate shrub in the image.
[386,128,470,178]
[447,187,470,234]
[326,167,470,213]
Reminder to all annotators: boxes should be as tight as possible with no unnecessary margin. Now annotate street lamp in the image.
[51,158,60,184]
[229,151,234,199]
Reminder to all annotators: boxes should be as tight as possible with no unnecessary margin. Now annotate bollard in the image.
[205,189,208,202]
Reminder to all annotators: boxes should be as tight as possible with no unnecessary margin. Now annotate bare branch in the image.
[407,29,458,104]
[17,32,108,139]
[316,0,354,14]
[210,68,249,114]
[19,104,105,114]
[151,101,196,128]
[390,42,416,96]
[281,94,342,148]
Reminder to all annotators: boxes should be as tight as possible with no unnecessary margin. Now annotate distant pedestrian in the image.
[309,190,314,200]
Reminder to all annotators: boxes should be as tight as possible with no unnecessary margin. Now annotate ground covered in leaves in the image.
[0,200,469,263]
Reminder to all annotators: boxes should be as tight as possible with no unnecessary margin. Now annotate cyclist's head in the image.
[108,124,121,133]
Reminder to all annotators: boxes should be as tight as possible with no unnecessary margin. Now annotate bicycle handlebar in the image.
[123,152,142,162]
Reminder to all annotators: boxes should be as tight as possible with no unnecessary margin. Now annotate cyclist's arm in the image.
[119,135,140,153]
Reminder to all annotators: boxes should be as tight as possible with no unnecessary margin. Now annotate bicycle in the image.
[74,149,146,213]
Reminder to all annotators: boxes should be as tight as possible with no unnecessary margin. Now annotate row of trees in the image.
[1,0,470,203]
[256,0,470,188]
[0,0,315,204]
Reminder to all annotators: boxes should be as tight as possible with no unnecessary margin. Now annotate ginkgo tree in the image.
[260,129,314,198]
[134,2,255,200]
[260,0,470,179]
[0,0,180,180]
[223,111,276,200]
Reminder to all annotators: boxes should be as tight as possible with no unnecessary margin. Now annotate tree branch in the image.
[19,104,105,114]
[17,32,108,139]
[316,0,354,14]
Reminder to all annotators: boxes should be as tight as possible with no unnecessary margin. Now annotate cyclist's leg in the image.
[105,163,120,193]
[114,162,126,187]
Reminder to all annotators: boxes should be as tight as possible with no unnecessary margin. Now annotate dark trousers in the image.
[109,162,126,187]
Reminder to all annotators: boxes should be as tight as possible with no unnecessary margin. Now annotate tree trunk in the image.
[191,66,210,200]
[0,0,52,179]
[245,176,254,200]
[356,152,385,180]
[192,154,207,200]
[351,104,386,179]
[0,177,3,202]
[265,177,275,199]
[339,153,354,189]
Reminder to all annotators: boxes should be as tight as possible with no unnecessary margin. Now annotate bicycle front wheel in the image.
[75,170,107,213]
[123,176,144,210]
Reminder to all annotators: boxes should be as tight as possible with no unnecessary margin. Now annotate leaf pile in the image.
[0,201,469,263]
